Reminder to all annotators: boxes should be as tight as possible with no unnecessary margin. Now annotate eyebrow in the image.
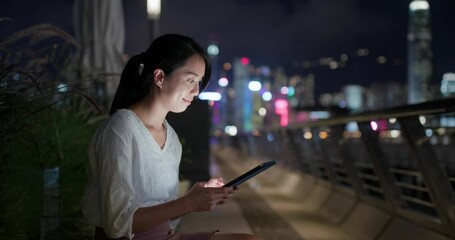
[184,71,200,77]
[184,71,204,81]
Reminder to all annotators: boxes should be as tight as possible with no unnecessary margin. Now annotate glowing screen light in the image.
[248,81,262,91]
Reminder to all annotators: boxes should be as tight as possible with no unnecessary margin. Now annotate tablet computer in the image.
[224,160,276,187]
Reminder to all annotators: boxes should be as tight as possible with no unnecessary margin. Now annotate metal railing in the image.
[224,97,455,238]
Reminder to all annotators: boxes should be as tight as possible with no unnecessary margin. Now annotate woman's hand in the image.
[204,177,225,188]
[183,181,235,212]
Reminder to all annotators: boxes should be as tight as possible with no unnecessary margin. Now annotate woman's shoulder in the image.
[98,109,139,134]
[109,109,137,124]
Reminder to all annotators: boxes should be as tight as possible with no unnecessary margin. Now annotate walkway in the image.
[176,145,353,240]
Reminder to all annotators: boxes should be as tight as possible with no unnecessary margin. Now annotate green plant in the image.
[1,22,105,239]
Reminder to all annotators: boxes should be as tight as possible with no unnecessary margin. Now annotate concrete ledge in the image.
[340,202,391,240]
[211,146,454,240]
[318,189,357,224]
[378,218,450,240]
[175,200,254,235]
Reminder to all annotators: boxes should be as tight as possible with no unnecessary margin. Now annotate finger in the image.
[223,187,235,194]
[212,177,224,187]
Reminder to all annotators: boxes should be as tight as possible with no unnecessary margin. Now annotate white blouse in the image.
[81,109,182,239]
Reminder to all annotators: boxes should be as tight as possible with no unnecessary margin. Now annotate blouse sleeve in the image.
[94,118,139,239]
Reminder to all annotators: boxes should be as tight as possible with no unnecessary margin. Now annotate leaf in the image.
[1,24,81,49]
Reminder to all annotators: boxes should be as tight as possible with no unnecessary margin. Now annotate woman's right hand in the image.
[183,182,234,212]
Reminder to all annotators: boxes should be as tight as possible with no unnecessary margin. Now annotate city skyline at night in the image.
[1,0,454,99]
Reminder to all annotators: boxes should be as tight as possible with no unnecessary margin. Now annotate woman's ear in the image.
[153,69,165,89]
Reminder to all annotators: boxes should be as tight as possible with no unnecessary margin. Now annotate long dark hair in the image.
[109,34,211,115]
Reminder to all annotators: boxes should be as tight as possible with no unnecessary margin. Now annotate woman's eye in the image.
[187,79,195,83]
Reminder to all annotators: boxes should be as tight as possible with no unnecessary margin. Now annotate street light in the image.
[147,0,161,40]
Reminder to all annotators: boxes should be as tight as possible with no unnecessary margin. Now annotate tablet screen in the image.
[224,160,276,187]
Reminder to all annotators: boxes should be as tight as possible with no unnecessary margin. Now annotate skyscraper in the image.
[407,0,433,104]
[233,58,251,132]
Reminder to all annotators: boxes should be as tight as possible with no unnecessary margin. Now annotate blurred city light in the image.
[274,99,288,114]
[319,131,329,139]
[280,86,289,95]
[267,133,274,142]
[207,44,219,56]
[287,86,295,97]
[309,111,330,120]
[390,130,400,138]
[198,92,222,101]
[258,107,267,116]
[240,57,250,65]
[262,91,272,101]
[303,131,312,140]
[147,0,161,19]
[346,122,359,131]
[223,62,232,71]
[57,83,67,92]
[419,116,426,125]
[377,56,387,64]
[274,99,289,126]
[370,121,379,131]
[218,77,228,87]
[248,81,262,91]
[410,0,430,11]
[224,125,238,136]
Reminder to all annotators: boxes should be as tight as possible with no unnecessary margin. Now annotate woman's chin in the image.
[171,106,188,113]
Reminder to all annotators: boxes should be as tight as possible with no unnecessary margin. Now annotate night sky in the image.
[1,0,454,95]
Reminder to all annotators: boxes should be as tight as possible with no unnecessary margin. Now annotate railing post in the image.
[330,124,363,195]
[284,129,310,172]
[315,127,337,184]
[358,121,404,213]
[399,116,455,237]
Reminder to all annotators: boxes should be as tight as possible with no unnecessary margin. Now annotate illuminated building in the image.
[343,85,364,112]
[233,57,251,132]
[407,0,433,104]
[440,73,455,97]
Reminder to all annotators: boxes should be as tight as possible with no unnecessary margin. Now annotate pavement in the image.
[175,145,354,240]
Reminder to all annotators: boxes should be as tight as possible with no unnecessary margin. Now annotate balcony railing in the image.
[224,97,455,238]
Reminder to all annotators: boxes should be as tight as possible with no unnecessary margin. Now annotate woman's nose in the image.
[192,83,200,96]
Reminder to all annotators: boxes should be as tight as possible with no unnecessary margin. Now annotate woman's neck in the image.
[128,98,167,130]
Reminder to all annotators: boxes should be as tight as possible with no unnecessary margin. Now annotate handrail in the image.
[231,97,455,238]
[281,97,455,130]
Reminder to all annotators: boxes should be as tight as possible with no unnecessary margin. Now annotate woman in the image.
[81,34,260,240]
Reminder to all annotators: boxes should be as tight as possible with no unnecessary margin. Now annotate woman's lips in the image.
[183,99,192,105]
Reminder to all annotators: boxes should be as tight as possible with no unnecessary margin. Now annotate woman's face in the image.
[159,54,206,113]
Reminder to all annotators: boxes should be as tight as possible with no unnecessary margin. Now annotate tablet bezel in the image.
[224,160,276,187]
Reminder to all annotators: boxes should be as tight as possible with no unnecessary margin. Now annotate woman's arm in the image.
[132,182,234,233]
